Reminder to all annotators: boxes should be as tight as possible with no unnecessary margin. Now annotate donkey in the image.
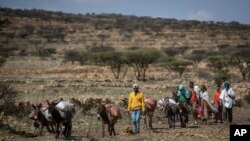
[163,98,179,128]
[97,103,122,137]
[178,101,189,128]
[144,97,157,129]
[29,103,55,135]
[46,100,75,139]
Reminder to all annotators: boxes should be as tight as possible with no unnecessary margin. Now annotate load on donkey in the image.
[96,102,122,137]
[143,97,157,129]
[46,99,75,139]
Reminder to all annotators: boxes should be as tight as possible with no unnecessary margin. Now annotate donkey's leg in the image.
[45,124,52,134]
[112,124,116,136]
[50,123,55,134]
[179,114,184,128]
[108,124,112,136]
[168,117,173,128]
[40,126,44,135]
[67,122,72,137]
[55,124,60,138]
[173,115,175,128]
[144,115,147,129]
[102,123,105,137]
[63,123,68,137]
[149,116,153,129]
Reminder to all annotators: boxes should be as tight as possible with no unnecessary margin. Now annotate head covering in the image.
[201,85,207,91]
[194,85,200,93]
[178,84,184,91]
[133,84,140,89]
[224,82,230,88]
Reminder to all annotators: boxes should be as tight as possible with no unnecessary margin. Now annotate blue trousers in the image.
[131,109,142,133]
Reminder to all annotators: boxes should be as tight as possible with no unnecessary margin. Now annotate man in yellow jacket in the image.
[127,84,145,134]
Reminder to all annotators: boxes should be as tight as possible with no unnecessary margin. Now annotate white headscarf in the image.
[133,84,140,89]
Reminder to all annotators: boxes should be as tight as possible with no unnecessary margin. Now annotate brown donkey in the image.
[144,97,157,129]
[97,103,122,137]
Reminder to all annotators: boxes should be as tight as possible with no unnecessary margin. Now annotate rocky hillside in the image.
[1,7,250,55]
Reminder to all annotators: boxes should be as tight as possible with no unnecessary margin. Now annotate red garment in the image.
[190,89,197,104]
[213,90,221,104]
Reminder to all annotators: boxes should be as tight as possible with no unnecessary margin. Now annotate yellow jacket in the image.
[128,91,145,111]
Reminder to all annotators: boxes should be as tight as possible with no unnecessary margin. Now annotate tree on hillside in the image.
[177,46,189,55]
[96,51,128,79]
[229,45,250,80]
[97,33,110,46]
[184,49,207,68]
[38,26,66,42]
[207,55,232,84]
[126,49,161,81]
[216,44,250,81]
[162,47,179,57]
[162,47,189,57]
[207,55,229,71]
[161,58,192,78]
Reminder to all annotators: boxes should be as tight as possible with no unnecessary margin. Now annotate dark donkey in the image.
[163,98,179,128]
[29,103,55,135]
[178,101,189,128]
[97,103,122,137]
[46,100,75,139]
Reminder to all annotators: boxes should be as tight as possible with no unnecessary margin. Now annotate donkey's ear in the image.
[37,103,42,108]
[31,104,36,109]
[46,100,51,105]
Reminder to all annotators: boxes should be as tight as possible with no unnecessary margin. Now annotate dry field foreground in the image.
[0,56,250,141]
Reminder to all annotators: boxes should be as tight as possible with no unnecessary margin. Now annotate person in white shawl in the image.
[200,85,218,122]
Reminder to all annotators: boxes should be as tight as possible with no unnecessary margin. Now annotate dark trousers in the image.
[225,108,233,123]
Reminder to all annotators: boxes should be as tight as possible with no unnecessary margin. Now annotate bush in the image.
[127,46,140,50]
[19,49,28,56]
[244,92,250,104]
[0,83,17,122]
[15,25,34,39]
[207,55,229,71]
[87,46,115,53]
[0,56,6,67]
[162,47,179,57]
[213,70,231,85]
[234,98,243,107]
[63,50,80,64]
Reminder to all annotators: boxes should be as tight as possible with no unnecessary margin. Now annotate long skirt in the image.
[214,103,222,121]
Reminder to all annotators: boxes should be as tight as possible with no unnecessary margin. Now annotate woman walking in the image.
[213,84,223,123]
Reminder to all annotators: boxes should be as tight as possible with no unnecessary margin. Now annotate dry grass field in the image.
[0,8,250,141]
[0,56,250,141]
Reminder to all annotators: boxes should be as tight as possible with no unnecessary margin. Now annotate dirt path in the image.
[1,105,249,141]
